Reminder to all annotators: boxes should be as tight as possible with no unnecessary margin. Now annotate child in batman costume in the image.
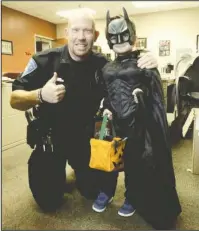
[92,8,181,229]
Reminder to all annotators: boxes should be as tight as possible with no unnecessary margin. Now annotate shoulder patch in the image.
[21,58,38,78]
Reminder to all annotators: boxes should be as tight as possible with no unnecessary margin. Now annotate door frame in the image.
[34,34,54,53]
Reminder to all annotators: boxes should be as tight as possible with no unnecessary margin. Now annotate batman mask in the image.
[106,7,136,50]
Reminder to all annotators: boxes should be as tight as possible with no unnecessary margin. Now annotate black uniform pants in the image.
[28,135,103,212]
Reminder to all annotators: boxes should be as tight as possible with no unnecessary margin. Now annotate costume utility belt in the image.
[25,109,54,153]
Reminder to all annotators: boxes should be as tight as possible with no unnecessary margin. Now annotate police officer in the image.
[10,9,158,212]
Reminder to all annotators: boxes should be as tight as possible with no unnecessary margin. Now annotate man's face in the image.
[67,17,95,59]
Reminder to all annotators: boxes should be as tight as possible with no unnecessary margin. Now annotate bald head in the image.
[67,8,96,30]
[65,8,97,61]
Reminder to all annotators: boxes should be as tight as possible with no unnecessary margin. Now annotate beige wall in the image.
[56,7,199,68]
[56,23,67,39]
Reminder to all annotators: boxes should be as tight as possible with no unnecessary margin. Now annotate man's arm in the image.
[11,72,66,111]
[10,57,43,111]
[138,51,158,69]
[10,56,66,111]
[10,89,41,111]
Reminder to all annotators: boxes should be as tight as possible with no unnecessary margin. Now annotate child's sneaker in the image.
[92,192,113,212]
[118,199,136,217]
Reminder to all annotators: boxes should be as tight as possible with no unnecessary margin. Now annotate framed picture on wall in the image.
[136,38,147,50]
[159,40,170,56]
[196,35,199,53]
[2,40,13,55]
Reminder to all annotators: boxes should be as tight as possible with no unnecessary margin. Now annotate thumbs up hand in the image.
[41,72,66,103]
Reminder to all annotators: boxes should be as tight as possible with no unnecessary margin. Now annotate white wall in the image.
[56,7,199,68]
[130,7,199,68]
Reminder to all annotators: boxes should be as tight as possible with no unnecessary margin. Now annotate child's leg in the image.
[100,171,118,197]
[118,171,136,217]
[92,171,118,212]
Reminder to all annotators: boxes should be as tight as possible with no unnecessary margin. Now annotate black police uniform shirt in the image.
[12,45,107,140]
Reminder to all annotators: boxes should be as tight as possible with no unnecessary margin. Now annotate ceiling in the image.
[2,1,199,24]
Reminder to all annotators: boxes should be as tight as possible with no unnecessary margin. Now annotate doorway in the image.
[34,34,53,53]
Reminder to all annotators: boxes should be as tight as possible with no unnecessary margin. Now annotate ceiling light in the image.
[56,8,96,18]
[132,1,179,8]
